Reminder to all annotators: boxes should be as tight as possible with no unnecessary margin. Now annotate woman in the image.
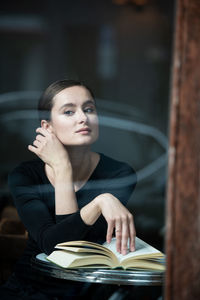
[1,79,137,299]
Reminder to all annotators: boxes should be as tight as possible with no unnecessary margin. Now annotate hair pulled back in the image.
[38,79,94,122]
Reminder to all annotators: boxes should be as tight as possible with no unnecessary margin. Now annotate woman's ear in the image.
[41,120,53,133]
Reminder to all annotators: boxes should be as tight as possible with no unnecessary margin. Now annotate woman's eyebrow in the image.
[82,100,95,106]
[59,103,76,111]
[59,100,95,111]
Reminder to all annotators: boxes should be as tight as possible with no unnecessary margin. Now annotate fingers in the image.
[98,194,136,255]
[121,217,129,255]
[28,134,43,153]
[28,140,41,153]
[106,219,114,244]
[28,144,37,154]
[35,127,50,136]
[129,214,136,252]
[35,134,43,142]
[116,214,135,255]
[115,219,122,253]
[33,140,41,148]
[28,127,49,154]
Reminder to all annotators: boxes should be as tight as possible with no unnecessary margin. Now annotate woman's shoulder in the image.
[8,159,45,185]
[10,159,44,174]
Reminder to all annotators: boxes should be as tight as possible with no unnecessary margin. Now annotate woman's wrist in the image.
[80,197,102,225]
[94,193,108,210]
[53,162,72,178]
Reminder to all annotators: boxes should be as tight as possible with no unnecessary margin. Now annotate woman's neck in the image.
[67,147,91,178]
[45,146,100,191]
[66,146,100,191]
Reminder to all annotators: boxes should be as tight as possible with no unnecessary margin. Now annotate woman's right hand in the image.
[95,193,136,255]
[28,127,70,170]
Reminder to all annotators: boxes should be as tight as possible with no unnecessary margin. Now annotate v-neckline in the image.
[41,153,102,193]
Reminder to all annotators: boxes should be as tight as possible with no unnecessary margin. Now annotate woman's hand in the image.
[28,127,70,170]
[95,193,136,255]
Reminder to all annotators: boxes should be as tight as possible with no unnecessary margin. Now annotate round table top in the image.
[31,253,164,286]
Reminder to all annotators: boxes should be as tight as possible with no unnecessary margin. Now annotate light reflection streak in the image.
[0,91,41,104]
[1,110,167,182]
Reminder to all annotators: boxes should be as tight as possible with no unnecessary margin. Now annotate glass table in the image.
[31,253,164,287]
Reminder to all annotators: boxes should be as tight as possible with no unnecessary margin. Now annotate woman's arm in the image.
[80,193,135,255]
[28,127,78,215]
[11,127,136,255]
[53,165,78,214]
[8,165,92,255]
[9,161,136,255]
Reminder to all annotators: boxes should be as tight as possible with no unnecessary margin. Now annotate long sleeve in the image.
[8,165,92,254]
[8,156,137,255]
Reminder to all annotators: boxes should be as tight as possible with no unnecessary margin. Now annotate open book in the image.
[46,237,165,271]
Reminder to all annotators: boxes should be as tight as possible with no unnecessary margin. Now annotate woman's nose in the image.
[77,110,88,123]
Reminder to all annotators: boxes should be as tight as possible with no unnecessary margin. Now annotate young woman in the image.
[1,79,137,299]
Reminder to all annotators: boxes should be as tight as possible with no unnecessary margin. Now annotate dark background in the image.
[0,0,174,250]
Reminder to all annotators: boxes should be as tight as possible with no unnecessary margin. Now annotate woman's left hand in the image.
[94,193,136,255]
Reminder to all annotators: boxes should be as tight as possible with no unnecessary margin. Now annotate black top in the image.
[8,153,137,282]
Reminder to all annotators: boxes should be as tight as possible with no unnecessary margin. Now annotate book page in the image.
[55,240,118,267]
[47,250,114,268]
[56,241,113,257]
[103,237,164,263]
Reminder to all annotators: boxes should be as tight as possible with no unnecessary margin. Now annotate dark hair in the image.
[38,79,95,122]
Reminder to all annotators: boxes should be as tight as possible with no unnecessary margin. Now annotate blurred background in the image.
[0,0,174,280]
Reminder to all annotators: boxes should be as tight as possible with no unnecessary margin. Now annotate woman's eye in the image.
[64,110,74,116]
[84,107,95,113]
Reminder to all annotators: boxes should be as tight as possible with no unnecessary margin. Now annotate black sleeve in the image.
[8,167,92,255]
[8,163,137,254]
[101,164,137,206]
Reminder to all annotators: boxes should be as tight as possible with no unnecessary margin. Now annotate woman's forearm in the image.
[54,165,78,215]
[80,197,101,225]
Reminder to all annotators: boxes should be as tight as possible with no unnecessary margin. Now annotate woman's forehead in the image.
[53,86,94,107]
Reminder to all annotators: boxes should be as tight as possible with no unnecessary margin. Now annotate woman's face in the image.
[47,86,99,146]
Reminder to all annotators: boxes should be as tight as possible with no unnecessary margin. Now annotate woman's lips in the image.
[76,128,91,134]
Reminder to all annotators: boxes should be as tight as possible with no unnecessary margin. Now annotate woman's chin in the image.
[62,136,98,147]
[62,141,94,147]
